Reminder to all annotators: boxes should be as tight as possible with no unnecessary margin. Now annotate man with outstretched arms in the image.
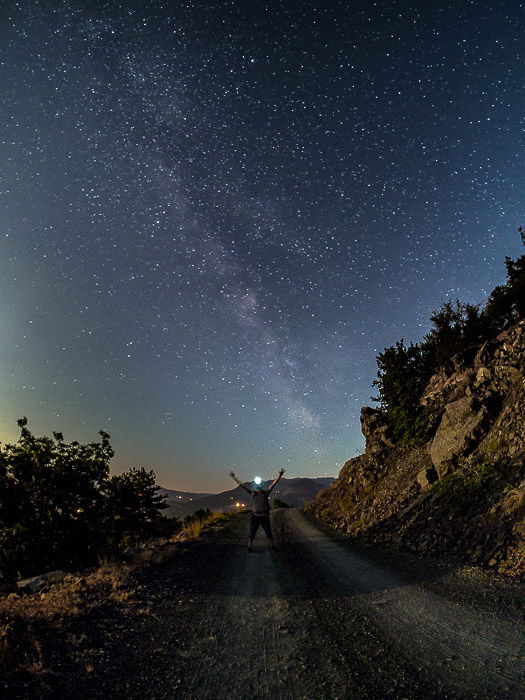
[229,469,285,552]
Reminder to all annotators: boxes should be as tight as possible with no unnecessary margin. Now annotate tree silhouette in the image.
[0,420,168,580]
[373,340,434,441]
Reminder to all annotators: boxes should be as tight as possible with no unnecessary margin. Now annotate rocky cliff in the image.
[311,320,525,578]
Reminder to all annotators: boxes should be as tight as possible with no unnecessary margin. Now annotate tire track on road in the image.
[285,508,525,699]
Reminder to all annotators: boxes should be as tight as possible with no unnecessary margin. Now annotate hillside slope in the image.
[311,321,524,578]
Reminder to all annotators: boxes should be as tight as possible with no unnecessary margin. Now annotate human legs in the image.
[260,514,274,548]
[248,513,261,551]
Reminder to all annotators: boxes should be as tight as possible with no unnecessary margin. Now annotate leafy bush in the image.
[484,227,525,331]
[0,420,168,580]
[425,299,488,366]
[103,467,169,547]
[373,340,434,441]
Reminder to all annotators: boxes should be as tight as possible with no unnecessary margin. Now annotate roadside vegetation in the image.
[182,508,234,538]
[0,419,182,587]
[0,562,136,683]
[0,413,240,689]
[0,501,233,689]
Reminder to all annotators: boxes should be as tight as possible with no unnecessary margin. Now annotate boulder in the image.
[421,366,474,413]
[475,366,492,386]
[473,341,491,369]
[417,467,438,490]
[17,570,66,594]
[17,576,47,594]
[44,570,67,584]
[430,397,488,476]
[360,407,395,453]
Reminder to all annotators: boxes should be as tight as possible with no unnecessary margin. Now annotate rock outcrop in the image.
[17,570,67,594]
[311,321,525,578]
[360,407,395,453]
[430,396,489,477]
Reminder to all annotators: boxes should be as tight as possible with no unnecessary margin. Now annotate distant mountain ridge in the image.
[161,477,335,518]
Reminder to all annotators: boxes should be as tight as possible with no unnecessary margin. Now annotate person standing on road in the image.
[229,469,285,552]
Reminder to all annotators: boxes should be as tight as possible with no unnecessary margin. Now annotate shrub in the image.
[373,340,434,441]
[0,420,168,579]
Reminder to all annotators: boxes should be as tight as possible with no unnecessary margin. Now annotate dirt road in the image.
[58,508,524,700]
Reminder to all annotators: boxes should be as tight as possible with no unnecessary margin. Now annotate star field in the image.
[1,1,524,491]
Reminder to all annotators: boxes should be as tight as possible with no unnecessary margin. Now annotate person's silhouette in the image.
[229,469,285,551]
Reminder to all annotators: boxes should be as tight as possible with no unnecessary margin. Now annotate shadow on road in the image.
[149,508,460,603]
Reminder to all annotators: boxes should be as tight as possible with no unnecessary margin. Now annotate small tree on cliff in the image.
[425,229,525,361]
[484,226,525,330]
[373,340,434,441]
[424,299,488,367]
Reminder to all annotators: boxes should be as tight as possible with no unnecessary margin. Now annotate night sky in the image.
[1,1,524,492]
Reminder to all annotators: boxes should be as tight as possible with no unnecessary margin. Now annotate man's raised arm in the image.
[229,471,253,494]
[267,468,285,494]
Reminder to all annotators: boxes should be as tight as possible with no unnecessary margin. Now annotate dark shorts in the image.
[249,513,272,540]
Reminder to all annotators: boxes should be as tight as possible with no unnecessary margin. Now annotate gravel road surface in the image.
[56,508,524,700]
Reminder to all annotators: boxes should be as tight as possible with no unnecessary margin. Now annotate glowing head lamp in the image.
[254,476,262,486]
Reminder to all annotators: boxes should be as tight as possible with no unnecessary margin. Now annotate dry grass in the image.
[182,518,205,539]
[182,511,230,539]
[0,561,137,680]
[0,510,236,686]
[0,510,235,682]
[0,564,134,621]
